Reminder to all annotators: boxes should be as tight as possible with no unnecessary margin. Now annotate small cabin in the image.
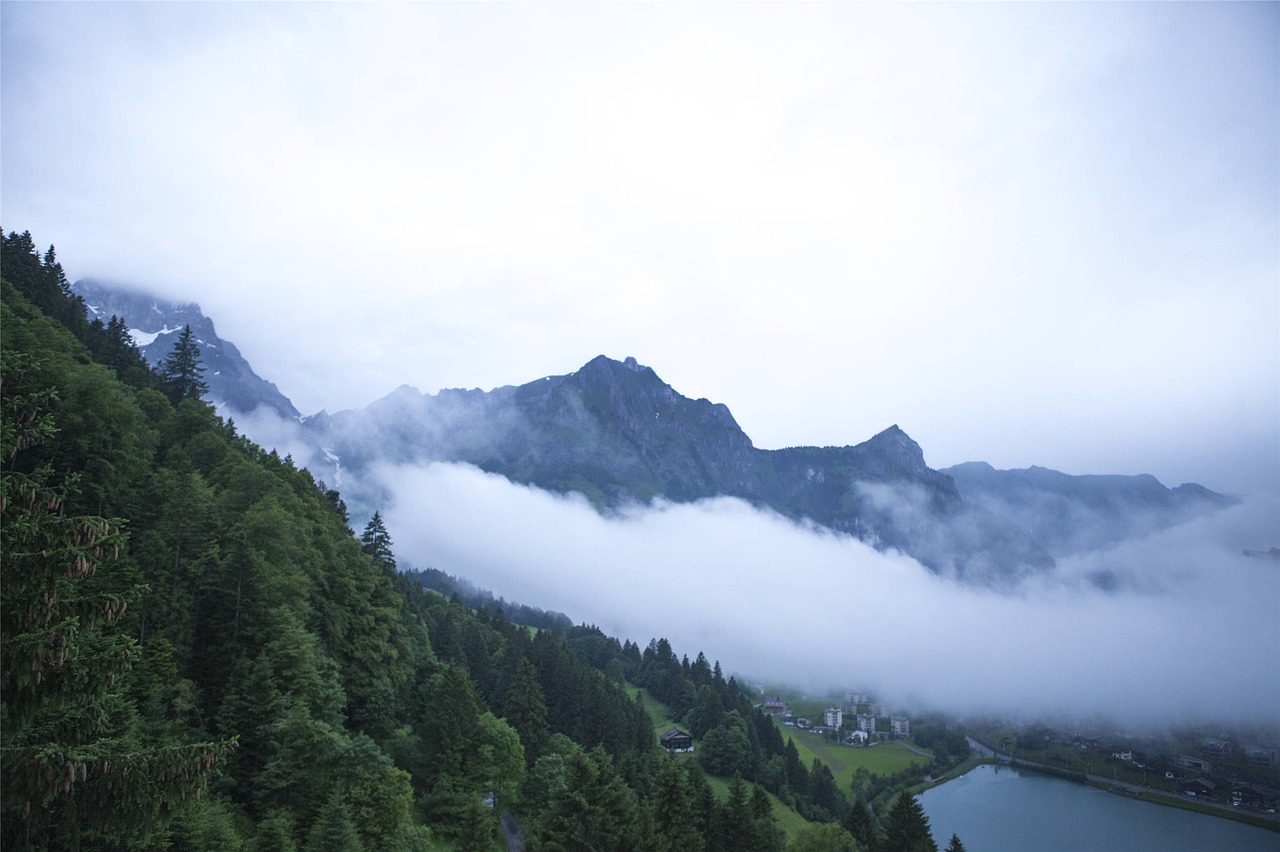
[661,728,694,753]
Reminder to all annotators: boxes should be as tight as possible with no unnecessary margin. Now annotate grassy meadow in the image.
[783,727,932,792]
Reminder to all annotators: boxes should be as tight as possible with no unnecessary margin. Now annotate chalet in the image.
[1180,778,1218,799]
[660,728,694,753]
[761,696,788,718]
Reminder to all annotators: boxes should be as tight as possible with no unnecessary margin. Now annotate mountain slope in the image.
[72,278,299,420]
[941,461,1240,557]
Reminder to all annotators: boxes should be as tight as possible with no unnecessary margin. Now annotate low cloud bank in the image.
[379,461,1279,729]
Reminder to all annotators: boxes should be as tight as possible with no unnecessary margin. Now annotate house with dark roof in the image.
[660,728,694,753]
[1180,778,1218,799]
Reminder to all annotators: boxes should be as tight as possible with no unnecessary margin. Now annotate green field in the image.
[625,684,682,734]
[783,728,932,791]
[703,773,817,839]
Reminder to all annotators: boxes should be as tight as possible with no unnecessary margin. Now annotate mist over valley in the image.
[75,280,1280,733]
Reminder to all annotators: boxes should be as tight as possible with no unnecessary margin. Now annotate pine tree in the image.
[844,794,875,851]
[881,792,937,852]
[359,511,395,570]
[651,756,704,852]
[159,325,208,404]
[41,244,70,296]
[944,833,966,852]
[304,790,362,852]
[503,657,550,766]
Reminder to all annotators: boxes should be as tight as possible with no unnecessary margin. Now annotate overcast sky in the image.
[3,2,1277,495]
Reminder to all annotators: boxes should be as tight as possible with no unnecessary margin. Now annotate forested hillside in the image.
[3,230,940,851]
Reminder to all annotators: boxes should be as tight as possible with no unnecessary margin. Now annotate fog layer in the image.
[380,461,1278,727]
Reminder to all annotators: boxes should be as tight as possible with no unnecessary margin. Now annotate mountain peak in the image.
[69,278,300,421]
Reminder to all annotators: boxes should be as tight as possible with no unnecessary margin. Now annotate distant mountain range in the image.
[76,279,1238,584]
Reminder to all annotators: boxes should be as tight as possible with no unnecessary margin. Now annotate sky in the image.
[2,2,1277,496]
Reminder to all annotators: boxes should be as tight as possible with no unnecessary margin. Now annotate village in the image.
[658,690,922,756]
[761,693,913,747]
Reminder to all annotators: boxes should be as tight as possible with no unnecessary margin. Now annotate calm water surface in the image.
[919,764,1280,851]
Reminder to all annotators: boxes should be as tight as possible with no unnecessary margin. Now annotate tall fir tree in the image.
[881,792,938,852]
[359,511,395,570]
[502,657,550,766]
[159,325,208,404]
[844,794,876,851]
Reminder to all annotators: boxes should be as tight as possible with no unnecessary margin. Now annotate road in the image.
[501,810,525,852]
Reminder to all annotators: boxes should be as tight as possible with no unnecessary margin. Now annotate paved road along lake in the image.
[919,763,1280,851]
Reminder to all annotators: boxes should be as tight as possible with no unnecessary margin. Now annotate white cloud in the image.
[380,461,1280,727]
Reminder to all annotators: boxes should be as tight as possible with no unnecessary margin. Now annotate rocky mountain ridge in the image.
[75,278,1237,584]
[72,278,299,420]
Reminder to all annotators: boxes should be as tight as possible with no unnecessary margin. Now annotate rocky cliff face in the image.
[302,355,1056,580]
[73,278,299,421]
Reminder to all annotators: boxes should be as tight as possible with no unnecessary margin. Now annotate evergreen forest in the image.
[1,230,946,851]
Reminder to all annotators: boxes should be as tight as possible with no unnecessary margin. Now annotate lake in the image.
[918,764,1280,851]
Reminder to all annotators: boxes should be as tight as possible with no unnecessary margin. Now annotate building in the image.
[1231,784,1280,811]
[660,728,694,753]
[891,717,910,737]
[848,729,869,745]
[760,696,788,718]
[1245,747,1277,769]
[857,714,877,733]
[824,707,843,729]
[1175,754,1214,773]
[1198,739,1233,760]
[1180,778,1218,800]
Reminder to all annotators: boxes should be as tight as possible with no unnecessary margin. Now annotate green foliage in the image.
[880,793,937,852]
[844,795,876,852]
[304,790,362,852]
[651,755,705,852]
[786,822,861,852]
[359,511,395,570]
[700,711,754,777]
[158,325,208,404]
[503,657,550,766]
[944,833,965,852]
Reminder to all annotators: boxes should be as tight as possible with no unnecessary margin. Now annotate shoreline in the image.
[913,740,1280,834]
